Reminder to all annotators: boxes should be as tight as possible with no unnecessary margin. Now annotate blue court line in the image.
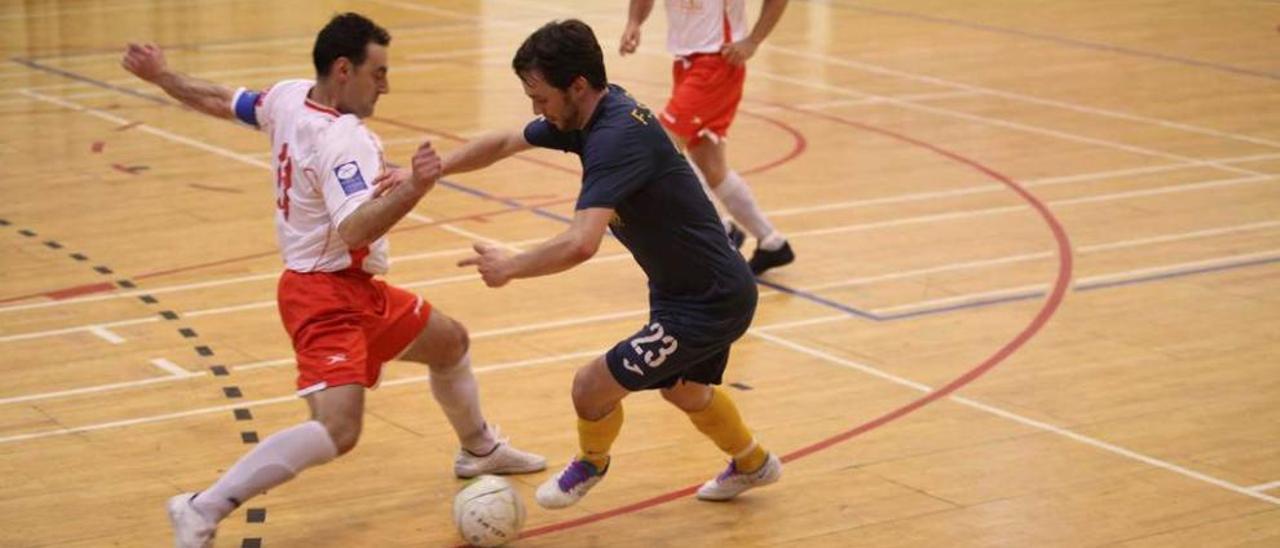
[876,254,1280,319]
[1076,255,1280,292]
[438,180,884,320]
[808,0,1280,82]
[11,56,171,105]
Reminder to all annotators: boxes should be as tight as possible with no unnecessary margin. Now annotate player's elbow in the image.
[570,236,601,263]
[337,220,373,250]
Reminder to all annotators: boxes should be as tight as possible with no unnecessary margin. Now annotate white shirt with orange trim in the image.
[664,0,748,57]
[230,79,390,275]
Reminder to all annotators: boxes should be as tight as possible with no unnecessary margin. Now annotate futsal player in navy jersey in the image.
[441,19,782,508]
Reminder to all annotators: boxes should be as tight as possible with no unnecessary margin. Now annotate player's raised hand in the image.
[619,24,643,55]
[457,242,514,288]
[121,43,169,83]
[371,166,409,198]
[410,140,442,193]
[720,38,759,65]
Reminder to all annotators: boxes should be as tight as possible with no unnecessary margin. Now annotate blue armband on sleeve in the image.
[232,88,261,128]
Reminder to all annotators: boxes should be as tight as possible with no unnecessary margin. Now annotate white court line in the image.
[0,237,548,315]
[751,90,982,113]
[0,349,598,445]
[767,152,1280,218]
[872,248,1280,316]
[148,358,193,377]
[749,330,1280,506]
[785,174,1276,239]
[88,326,125,344]
[766,44,1280,151]
[746,70,1264,177]
[20,89,271,168]
[0,0,242,22]
[0,249,637,343]
[2,151,1268,316]
[1250,480,1280,492]
[3,169,1273,342]
[407,212,525,253]
[803,220,1280,292]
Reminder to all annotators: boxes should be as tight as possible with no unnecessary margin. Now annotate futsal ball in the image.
[453,474,526,547]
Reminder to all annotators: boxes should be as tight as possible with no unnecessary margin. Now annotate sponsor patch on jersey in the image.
[334,161,367,195]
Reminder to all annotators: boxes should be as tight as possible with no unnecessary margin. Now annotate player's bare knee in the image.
[660,383,712,412]
[571,368,606,418]
[427,321,470,373]
[318,414,363,455]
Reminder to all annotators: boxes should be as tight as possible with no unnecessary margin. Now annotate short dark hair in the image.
[312,12,391,78]
[512,19,607,91]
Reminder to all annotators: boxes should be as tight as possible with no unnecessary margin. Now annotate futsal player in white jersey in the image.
[620,0,795,275]
[122,13,544,547]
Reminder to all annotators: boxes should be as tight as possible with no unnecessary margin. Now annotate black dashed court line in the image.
[729,382,754,391]
[10,219,271,542]
[0,219,9,226]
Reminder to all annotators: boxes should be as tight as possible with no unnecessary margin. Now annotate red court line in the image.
[0,197,576,304]
[512,113,1075,542]
[738,109,809,177]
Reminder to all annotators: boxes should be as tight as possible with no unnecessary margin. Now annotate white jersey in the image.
[231,79,389,275]
[665,0,748,57]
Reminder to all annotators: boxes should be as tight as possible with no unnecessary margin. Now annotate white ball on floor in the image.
[453,474,526,547]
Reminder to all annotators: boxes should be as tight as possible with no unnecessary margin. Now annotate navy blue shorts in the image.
[605,314,750,391]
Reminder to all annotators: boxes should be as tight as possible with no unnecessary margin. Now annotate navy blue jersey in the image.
[524,84,754,327]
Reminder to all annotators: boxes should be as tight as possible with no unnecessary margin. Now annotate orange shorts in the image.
[660,54,747,148]
[277,269,431,395]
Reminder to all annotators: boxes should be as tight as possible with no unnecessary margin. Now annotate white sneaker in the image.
[166,493,216,548]
[454,427,547,478]
[535,459,607,509]
[696,453,782,501]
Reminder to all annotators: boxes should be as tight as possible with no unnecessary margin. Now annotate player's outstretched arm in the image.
[121,43,235,120]
[620,0,656,55]
[441,129,532,176]
[458,207,613,287]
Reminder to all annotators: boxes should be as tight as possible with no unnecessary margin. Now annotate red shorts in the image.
[277,269,432,395]
[660,54,747,148]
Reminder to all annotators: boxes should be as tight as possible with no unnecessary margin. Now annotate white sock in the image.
[712,171,781,247]
[429,352,496,454]
[687,160,730,221]
[192,420,337,522]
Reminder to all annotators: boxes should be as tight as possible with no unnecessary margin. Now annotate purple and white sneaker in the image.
[696,453,782,501]
[535,458,608,509]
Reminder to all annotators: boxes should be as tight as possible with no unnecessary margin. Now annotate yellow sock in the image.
[577,404,623,471]
[687,387,768,472]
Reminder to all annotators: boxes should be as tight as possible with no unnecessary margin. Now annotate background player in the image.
[620,0,795,275]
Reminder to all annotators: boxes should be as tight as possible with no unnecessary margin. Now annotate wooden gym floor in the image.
[1,1,1278,546]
